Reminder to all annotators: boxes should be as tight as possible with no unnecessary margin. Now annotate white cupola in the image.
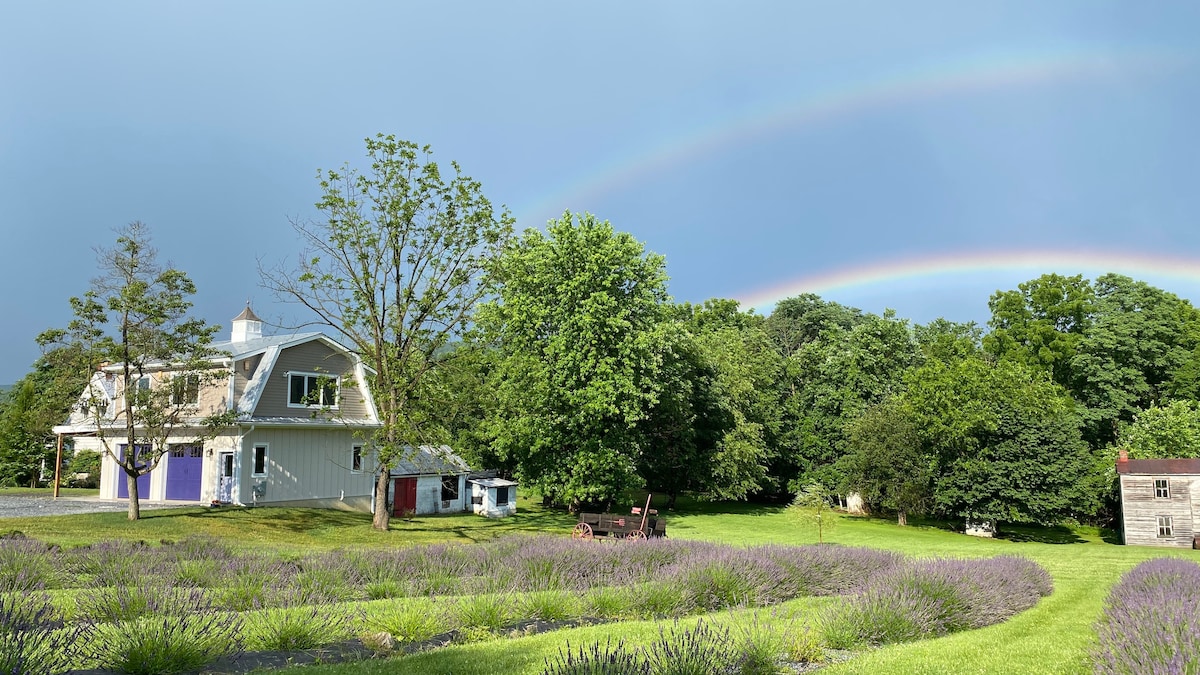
[231,306,264,342]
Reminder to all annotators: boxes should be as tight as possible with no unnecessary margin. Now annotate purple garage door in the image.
[165,444,204,501]
[116,444,151,499]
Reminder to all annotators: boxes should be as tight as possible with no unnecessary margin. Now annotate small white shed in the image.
[468,477,518,517]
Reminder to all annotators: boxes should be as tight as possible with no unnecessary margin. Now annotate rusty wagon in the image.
[572,495,666,540]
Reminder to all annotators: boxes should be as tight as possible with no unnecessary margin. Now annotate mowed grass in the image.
[2,494,1197,673]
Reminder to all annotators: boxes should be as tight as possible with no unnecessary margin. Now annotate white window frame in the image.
[351,445,364,473]
[1157,515,1173,538]
[287,371,339,409]
[1154,478,1170,499]
[252,444,269,477]
[169,373,201,406]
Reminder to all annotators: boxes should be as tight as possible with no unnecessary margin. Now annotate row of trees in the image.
[9,134,1200,532]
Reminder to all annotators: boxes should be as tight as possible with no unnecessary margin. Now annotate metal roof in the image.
[232,306,263,322]
[1118,458,1200,475]
[388,445,471,476]
[468,478,519,488]
[210,332,327,360]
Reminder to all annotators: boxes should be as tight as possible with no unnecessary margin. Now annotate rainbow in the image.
[734,250,1200,313]
[514,45,1185,226]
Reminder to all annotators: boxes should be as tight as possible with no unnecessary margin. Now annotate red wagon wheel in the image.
[572,522,594,539]
[626,529,647,541]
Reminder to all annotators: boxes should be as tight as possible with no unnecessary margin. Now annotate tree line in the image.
[5,135,1200,532]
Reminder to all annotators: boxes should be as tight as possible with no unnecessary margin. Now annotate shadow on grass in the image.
[995,524,1088,545]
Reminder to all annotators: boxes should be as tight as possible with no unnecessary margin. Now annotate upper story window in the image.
[1154,478,1170,499]
[170,374,200,406]
[288,372,338,408]
[127,375,153,408]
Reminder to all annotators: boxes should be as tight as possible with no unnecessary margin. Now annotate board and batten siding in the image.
[240,427,375,508]
[253,341,370,419]
[1120,475,1197,548]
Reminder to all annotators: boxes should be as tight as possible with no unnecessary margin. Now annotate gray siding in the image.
[241,427,376,507]
[1121,475,1197,548]
[253,341,370,419]
[232,353,264,405]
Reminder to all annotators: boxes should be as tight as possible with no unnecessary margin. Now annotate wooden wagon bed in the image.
[572,495,666,540]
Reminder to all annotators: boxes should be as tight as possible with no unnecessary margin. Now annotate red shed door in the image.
[393,477,417,516]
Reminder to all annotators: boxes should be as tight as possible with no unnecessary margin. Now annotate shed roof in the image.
[1117,458,1200,475]
[388,445,471,476]
[468,478,519,488]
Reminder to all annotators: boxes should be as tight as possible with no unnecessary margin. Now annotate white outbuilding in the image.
[468,477,518,517]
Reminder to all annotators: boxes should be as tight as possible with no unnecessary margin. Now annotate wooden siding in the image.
[1121,475,1197,548]
[240,427,375,506]
[252,341,370,419]
[110,370,231,418]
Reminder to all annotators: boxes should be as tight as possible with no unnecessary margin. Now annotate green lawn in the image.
[0,487,99,498]
[1,495,1195,673]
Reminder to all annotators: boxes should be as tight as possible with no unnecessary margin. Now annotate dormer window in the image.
[128,375,153,407]
[288,372,338,408]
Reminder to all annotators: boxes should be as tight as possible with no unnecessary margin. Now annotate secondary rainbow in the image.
[515,45,1182,225]
[735,250,1200,312]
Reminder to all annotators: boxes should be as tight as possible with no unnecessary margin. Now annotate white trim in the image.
[351,444,364,474]
[237,345,280,415]
[251,443,269,478]
[286,371,340,410]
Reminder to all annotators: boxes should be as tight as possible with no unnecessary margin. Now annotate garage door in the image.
[165,444,204,501]
[116,444,151,499]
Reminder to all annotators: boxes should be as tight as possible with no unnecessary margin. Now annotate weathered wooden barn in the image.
[1117,449,1200,548]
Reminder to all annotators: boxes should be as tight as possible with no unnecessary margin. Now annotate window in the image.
[1154,478,1170,499]
[170,374,200,406]
[252,445,268,477]
[288,372,338,408]
[441,476,459,501]
[1157,516,1174,538]
[351,445,363,473]
[170,444,203,459]
[128,375,153,407]
[496,486,509,504]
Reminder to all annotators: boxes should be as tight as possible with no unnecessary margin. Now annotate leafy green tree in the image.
[777,310,918,490]
[38,223,232,520]
[0,347,93,488]
[904,357,1098,530]
[984,273,1094,387]
[262,135,514,531]
[914,318,982,364]
[1122,401,1200,459]
[639,300,783,506]
[481,213,669,511]
[1069,274,1200,446]
[764,293,864,356]
[841,397,931,526]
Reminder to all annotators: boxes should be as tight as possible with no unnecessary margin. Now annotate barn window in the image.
[169,374,200,406]
[351,445,363,473]
[288,372,338,408]
[496,486,510,504]
[441,476,459,501]
[1154,478,1170,499]
[252,445,268,477]
[1157,516,1174,538]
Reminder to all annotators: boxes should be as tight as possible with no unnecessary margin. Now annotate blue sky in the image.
[3,2,1199,384]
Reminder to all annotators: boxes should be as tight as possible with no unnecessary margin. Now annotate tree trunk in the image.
[897,510,907,527]
[372,468,390,531]
[126,469,141,521]
[667,491,678,510]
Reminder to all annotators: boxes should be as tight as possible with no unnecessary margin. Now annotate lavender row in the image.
[1092,557,1200,675]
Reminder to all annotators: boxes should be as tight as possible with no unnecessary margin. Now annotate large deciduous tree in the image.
[0,348,90,487]
[262,135,513,531]
[1121,401,1200,459]
[481,213,669,511]
[38,223,230,520]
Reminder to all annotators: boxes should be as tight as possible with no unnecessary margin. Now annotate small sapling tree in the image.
[38,222,233,520]
[787,482,837,543]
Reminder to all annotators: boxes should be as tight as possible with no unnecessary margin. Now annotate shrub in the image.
[453,593,511,630]
[583,587,631,620]
[367,599,448,643]
[542,639,649,675]
[88,610,242,675]
[0,592,91,675]
[1093,557,1200,675]
[0,538,61,592]
[821,555,1051,648]
[519,590,580,622]
[244,602,357,651]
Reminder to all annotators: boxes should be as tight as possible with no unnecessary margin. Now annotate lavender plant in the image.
[0,538,62,592]
[0,592,92,675]
[88,609,243,675]
[542,639,649,675]
[1093,557,1200,675]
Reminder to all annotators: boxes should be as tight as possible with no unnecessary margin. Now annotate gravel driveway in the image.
[0,495,192,519]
